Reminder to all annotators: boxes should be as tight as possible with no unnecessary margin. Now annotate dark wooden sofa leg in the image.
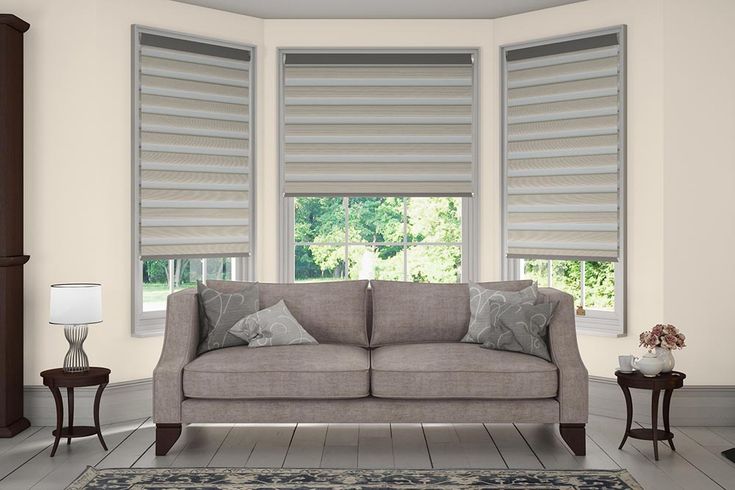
[559,423,586,456]
[156,423,182,455]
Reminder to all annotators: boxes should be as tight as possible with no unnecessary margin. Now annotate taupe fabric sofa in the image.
[153,279,588,456]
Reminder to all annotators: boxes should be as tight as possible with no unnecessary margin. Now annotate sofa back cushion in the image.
[369,279,534,346]
[207,280,369,346]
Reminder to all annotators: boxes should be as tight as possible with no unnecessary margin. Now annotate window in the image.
[501,27,626,336]
[291,197,466,282]
[279,49,478,283]
[132,26,255,336]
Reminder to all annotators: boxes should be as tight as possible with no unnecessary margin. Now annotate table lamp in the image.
[49,283,102,372]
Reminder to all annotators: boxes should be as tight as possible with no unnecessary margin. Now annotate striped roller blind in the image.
[134,31,252,260]
[281,52,476,197]
[502,28,625,262]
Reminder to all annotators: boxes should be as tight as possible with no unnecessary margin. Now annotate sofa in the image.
[153,279,588,456]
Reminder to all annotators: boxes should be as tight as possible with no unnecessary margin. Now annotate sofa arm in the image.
[539,287,588,424]
[153,288,199,424]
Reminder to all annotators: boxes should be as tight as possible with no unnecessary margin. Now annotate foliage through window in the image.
[294,197,463,283]
[142,257,234,312]
[521,259,616,313]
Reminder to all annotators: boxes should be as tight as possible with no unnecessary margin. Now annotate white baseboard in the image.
[24,378,152,427]
[23,376,735,427]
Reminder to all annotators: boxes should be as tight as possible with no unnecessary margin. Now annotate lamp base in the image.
[63,324,89,372]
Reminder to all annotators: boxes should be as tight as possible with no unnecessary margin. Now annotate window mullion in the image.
[168,259,174,294]
[344,196,349,280]
[580,261,586,309]
[403,197,408,281]
[546,259,552,288]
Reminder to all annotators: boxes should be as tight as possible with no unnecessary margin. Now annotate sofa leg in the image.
[156,423,182,456]
[559,423,586,456]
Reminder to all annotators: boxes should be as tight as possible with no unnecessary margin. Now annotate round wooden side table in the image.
[615,370,685,461]
[40,367,110,457]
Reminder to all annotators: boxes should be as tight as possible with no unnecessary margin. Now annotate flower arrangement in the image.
[639,324,686,351]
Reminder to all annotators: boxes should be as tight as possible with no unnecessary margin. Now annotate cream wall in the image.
[10,0,263,384]
[12,0,735,386]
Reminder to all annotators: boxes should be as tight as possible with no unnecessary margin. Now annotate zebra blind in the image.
[502,28,625,261]
[134,30,252,259]
[281,52,476,197]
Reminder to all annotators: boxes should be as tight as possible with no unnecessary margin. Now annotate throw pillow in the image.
[229,300,318,348]
[461,282,538,344]
[197,281,259,355]
[481,302,556,362]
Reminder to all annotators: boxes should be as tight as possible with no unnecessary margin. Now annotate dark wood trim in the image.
[156,423,182,455]
[0,15,30,33]
[559,423,586,456]
[0,15,30,438]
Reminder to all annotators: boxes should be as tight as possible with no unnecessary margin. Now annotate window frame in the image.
[277,47,480,283]
[131,25,257,337]
[282,196,475,283]
[500,26,627,337]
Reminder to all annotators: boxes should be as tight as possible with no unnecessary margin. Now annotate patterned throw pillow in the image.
[482,302,556,362]
[229,300,318,348]
[197,281,259,355]
[461,283,538,344]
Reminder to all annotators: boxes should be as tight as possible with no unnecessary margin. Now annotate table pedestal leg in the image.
[50,387,63,457]
[618,384,633,449]
[93,383,108,451]
[652,389,661,461]
[663,389,675,451]
[66,387,74,445]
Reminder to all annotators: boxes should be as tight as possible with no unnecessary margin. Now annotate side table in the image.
[615,370,685,461]
[40,367,110,457]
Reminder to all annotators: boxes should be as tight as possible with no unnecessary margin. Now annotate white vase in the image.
[655,346,675,373]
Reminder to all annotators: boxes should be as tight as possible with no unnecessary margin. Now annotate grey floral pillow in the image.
[482,302,556,362]
[461,283,538,344]
[197,281,259,355]
[229,300,318,348]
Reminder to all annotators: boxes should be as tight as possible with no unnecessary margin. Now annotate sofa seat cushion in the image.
[183,344,370,399]
[371,343,558,399]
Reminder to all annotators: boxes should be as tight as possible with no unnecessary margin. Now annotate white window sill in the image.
[575,314,625,337]
[133,312,165,337]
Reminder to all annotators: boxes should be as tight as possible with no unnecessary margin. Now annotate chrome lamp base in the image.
[63,324,89,372]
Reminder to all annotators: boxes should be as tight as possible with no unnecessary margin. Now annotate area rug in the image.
[68,466,642,489]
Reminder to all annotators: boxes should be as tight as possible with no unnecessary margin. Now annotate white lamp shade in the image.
[49,283,103,325]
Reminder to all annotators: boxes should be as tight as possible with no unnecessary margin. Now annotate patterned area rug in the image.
[68,466,642,489]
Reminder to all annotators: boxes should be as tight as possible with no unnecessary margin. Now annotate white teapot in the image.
[633,352,664,377]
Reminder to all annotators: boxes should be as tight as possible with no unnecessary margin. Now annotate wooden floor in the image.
[1,415,734,489]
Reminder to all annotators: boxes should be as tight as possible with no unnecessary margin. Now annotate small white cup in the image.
[618,355,635,372]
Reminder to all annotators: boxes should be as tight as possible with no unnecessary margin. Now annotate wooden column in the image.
[0,14,30,438]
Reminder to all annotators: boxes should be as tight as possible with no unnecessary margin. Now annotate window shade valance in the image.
[502,28,625,262]
[134,30,253,260]
[281,52,476,197]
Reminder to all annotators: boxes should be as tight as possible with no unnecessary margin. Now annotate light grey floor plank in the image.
[283,424,327,468]
[208,425,259,467]
[515,423,584,470]
[390,424,432,469]
[587,414,689,490]
[171,425,232,468]
[625,423,721,490]
[3,419,143,490]
[0,428,54,482]
[422,424,468,468]
[245,424,296,468]
[357,424,394,469]
[669,427,735,489]
[96,418,155,469]
[679,427,734,447]
[454,424,506,468]
[713,426,735,445]
[484,423,541,469]
[0,427,44,456]
[320,424,358,468]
